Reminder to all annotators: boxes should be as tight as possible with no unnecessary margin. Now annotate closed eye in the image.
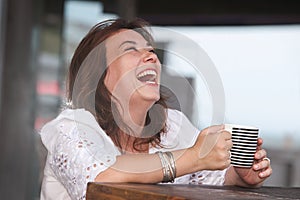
[149,49,156,54]
[124,47,138,52]
[124,46,156,54]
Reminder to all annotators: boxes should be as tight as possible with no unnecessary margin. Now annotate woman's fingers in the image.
[195,125,234,170]
[259,164,273,178]
[205,124,225,133]
[254,149,267,160]
[226,139,233,150]
[257,152,272,180]
[253,156,268,170]
[257,138,263,146]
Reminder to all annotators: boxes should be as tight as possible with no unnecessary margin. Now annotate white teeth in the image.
[137,70,157,79]
[146,81,156,84]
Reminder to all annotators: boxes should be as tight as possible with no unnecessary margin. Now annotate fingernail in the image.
[260,172,264,177]
[256,153,261,159]
[257,152,262,157]
[254,165,259,170]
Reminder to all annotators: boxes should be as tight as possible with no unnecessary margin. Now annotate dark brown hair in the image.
[67,18,168,153]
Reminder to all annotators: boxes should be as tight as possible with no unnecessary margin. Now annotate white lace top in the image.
[40,108,227,200]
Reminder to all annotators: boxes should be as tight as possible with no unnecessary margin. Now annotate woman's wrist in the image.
[95,148,202,183]
[171,147,201,177]
[186,147,201,172]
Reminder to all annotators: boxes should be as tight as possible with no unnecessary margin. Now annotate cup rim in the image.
[225,124,259,131]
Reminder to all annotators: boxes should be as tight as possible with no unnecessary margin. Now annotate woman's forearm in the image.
[95,148,200,183]
[95,127,233,183]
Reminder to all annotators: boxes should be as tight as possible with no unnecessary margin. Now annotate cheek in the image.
[104,56,140,92]
[104,67,118,93]
[104,64,129,93]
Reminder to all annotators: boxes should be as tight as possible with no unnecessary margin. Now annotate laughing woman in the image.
[40,18,272,200]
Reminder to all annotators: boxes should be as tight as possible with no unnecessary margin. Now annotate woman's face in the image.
[104,29,161,104]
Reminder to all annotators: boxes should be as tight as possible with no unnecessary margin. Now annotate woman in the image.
[40,18,272,200]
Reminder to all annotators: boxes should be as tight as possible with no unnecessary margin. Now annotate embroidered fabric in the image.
[40,109,120,200]
[40,108,227,200]
[189,170,226,185]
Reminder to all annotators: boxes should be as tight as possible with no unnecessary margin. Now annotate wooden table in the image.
[86,182,300,200]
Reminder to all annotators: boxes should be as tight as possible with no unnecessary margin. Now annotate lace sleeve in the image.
[43,118,120,199]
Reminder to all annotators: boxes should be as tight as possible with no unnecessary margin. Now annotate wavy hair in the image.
[67,18,168,153]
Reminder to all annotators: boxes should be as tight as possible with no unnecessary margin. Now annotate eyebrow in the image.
[119,40,151,48]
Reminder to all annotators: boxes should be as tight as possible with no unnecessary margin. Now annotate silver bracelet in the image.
[156,151,176,183]
[157,151,169,182]
[164,151,176,181]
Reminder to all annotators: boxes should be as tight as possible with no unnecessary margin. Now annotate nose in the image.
[142,50,158,63]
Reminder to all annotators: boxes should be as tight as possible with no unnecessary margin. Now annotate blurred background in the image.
[0,0,299,199]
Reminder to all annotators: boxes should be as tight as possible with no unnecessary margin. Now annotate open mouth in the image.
[136,69,157,84]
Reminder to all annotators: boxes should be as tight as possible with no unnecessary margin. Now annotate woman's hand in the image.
[191,125,233,171]
[228,138,272,187]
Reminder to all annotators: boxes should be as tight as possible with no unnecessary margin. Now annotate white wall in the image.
[164,25,300,150]
[63,1,300,150]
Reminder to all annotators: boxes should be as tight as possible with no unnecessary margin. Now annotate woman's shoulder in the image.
[40,108,97,135]
[51,108,97,125]
[39,108,114,152]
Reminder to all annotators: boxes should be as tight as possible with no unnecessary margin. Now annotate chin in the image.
[136,84,160,100]
[142,93,160,102]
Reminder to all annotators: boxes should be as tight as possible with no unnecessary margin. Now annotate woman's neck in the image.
[112,97,155,154]
[118,97,154,137]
